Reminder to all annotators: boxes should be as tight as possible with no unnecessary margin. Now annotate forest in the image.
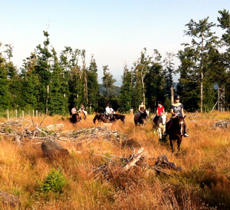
[0,9,230,115]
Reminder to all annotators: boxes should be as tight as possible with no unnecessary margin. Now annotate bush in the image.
[40,167,67,195]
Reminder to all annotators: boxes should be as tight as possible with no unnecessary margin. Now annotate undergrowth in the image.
[0,111,229,209]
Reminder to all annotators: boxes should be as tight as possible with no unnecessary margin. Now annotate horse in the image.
[70,113,81,124]
[113,114,126,123]
[93,113,111,124]
[152,112,167,139]
[134,110,148,126]
[78,110,87,120]
[93,113,125,124]
[165,116,186,153]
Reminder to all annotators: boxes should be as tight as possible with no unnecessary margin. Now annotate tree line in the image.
[0,9,230,115]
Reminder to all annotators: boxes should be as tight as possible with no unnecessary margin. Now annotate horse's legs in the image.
[157,127,162,139]
[177,137,182,152]
[170,139,174,153]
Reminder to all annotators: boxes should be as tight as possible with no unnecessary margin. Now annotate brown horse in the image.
[166,116,186,153]
[134,110,148,126]
[93,113,125,124]
[113,114,126,123]
[70,113,81,124]
[78,111,87,120]
[93,113,110,124]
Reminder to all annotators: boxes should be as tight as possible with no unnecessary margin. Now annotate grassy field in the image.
[0,111,230,209]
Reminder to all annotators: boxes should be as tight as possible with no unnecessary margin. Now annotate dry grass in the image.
[0,111,230,209]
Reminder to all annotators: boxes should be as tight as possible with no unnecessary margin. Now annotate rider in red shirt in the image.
[153,101,165,122]
[157,101,165,116]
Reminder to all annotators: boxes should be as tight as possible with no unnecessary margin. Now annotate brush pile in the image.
[210,120,230,129]
[93,149,181,181]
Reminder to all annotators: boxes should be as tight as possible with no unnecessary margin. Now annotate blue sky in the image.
[1,0,230,85]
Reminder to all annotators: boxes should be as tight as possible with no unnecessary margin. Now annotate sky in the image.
[1,0,230,85]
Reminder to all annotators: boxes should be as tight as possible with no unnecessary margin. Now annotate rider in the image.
[139,101,146,113]
[79,104,87,117]
[165,95,189,137]
[110,105,115,119]
[105,103,112,119]
[71,106,77,115]
[153,101,165,122]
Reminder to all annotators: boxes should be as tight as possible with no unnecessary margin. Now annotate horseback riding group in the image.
[70,104,87,124]
[133,95,189,153]
[70,95,189,153]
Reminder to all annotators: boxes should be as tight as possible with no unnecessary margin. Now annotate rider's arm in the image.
[171,108,176,116]
[138,105,141,112]
[181,108,185,117]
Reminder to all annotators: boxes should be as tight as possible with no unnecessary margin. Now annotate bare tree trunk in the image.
[200,71,203,113]
[141,70,145,104]
[170,87,174,105]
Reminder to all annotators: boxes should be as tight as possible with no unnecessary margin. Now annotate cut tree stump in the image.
[41,138,69,158]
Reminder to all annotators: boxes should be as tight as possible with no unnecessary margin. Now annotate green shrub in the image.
[40,168,67,195]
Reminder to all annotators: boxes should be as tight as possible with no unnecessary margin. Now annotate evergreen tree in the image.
[87,55,99,113]
[145,50,165,111]
[67,48,84,110]
[119,65,133,112]
[47,48,69,115]
[217,9,230,107]
[102,65,116,98]
[34,31,52,113]
[163,52,175,99]
[0,43,12,110]
[183,17,218,112]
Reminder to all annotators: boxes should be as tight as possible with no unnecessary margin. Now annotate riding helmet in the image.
[175,95,180,100]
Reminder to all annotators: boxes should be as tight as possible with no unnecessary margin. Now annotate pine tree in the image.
[87,55,99,113]
[102,65,116,99]
[48,48,69,115]
[0,42,12,110]
[119,65,133,112]
[34,31,52,113]
[183,17,218,112]
[20,53,39,110]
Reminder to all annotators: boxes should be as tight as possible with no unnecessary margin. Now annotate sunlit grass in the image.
[0,112,229,209]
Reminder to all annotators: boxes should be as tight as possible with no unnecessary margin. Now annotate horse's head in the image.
[160,112,167,125]
[178,116,185,135]
[145,109,150,118]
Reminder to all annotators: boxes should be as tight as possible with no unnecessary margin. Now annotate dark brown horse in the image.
[134,110,148,126]
[93,113,125,124]
[70,113,81,124]
[113,114,126,123]
[166,116,186,153]
[93,114,110,124]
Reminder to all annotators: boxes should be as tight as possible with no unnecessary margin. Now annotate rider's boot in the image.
[184,133,189,137]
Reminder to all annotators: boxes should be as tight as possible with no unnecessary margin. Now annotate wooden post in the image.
[218,87,220,112]
[36,110,38,117]
[22,110,24,119]
[170,87,174,105]
[6,110,9,120]
[46,85,49,115]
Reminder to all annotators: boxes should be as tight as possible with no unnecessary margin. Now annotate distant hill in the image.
[99,84,121,96]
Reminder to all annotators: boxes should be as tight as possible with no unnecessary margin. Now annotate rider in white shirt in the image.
[105,104,111,115]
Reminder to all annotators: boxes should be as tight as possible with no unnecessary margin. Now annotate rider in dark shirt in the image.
[165,95,189,137]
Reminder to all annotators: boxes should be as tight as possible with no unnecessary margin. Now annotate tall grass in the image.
[0,111,229,209]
